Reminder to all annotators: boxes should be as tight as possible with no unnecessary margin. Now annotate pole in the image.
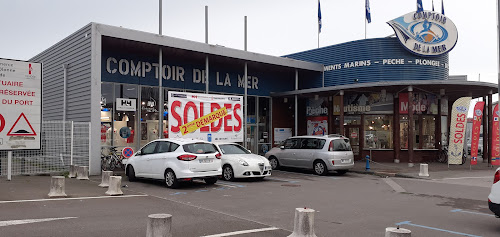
[71,121,74,166]
[159,0,162,35]
[7,151,12,181]
[497,0,500,162]
[158,0,163,139]
[244,16,248,148]
[295,70,298,136]
[244,16,247,51]
[205,6,209,93]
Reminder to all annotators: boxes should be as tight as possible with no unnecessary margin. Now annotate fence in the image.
[0,121,90,176]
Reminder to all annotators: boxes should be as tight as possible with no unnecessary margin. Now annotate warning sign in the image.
[0,58,42,150]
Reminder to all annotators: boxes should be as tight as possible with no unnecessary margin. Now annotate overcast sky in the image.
[0,0,498,85]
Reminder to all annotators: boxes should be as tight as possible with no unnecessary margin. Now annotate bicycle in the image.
[437,145,467,164]
[101,147,124,171]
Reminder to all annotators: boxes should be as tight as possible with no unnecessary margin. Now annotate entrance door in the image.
[246,125,258,154]
[344,126,361,160]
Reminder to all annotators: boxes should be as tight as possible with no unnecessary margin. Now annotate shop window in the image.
[114,84,139,152]
[364,115,393,149]
[344,116,361,125]
[141,86,160,147]
[421,116,436,149]
[258,97,271,156]
[400,116,410,149]
[101,83,114,147]
[441,116,448,146]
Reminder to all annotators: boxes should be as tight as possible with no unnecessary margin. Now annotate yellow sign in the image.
[180,107,228,135]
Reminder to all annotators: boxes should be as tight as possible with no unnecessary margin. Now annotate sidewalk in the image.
[350,157,498,180]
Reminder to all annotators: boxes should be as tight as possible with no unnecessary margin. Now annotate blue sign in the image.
[207,134,212,142]
[122,147,134,158]
[119,127,131,139]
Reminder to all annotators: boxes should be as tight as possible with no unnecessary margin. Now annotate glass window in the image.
[365,115,393,149]
[101,83,114,147]
[183,143,218,154]
[441,116,448,146]
[344,115,361,125]
[258,97,271,156]
[219,144,251,154]
[421,116,436,149]
[170,143,180,152]
[141,86,160,147]
[141,142,157,155]
[114,84,139,153]
[157,141,171,153]
[284,138,300,149]
[300,138,326,149]
[332,139,352,151]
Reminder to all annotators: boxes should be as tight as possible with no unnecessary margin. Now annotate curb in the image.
[349,170,426,179]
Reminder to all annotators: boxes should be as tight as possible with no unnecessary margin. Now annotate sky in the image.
[0,0,498,85]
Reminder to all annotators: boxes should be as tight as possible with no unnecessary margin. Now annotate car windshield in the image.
[183,143,218,154]
[332,139,352,151]
[218,144,251,154]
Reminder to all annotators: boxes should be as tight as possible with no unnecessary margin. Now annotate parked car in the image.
[215,142,272,181]
[265,135,354,175]
[125,139,222,188]
[488,167,500,217]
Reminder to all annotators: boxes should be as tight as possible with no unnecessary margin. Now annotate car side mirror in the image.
[280,146,285,149]
[136,150,142,156]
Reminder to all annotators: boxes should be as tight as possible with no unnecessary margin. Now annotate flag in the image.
[318,0,322,33]
[470,102,485,165]
[417,0,423,12]
[432,0,435,11]
[366,0,371,23]
[448,97,472,165]
[441,0,445,15]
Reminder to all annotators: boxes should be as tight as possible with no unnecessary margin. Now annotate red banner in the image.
[470,102,484,165]
[493,104,500,166]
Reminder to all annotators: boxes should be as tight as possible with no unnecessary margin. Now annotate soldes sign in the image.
[168,92,243,142]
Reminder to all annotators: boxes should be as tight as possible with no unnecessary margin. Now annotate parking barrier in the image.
[98,171,113,187]
[147,214,172,237]
[68,165,77,178]
[77,166,89,180]
[385,227,411,237]
[418,164,429,177]
[288,207,318,237]
[365,155,371,171]
[105,176,123,196]
[48,176,67,198]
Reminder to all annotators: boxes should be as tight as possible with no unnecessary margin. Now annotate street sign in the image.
[0,58,42,150]
[122,147,134,159]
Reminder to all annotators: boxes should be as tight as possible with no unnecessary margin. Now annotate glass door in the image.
[345,126,361,160]
[246,125,258,154]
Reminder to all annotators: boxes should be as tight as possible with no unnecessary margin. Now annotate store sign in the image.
[0,58,42,150]
[387,11,458,56]
[399,93,438,115]
[448,97,471,165]
[306,98,328,116]
[333,92,394,115]
[168,92,243,142]
[307,116,328,136]
[116,98,136,111]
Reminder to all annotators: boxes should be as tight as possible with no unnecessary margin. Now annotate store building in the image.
[31,16,497,174]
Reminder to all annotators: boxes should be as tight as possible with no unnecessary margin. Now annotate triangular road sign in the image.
[7,113,37,136]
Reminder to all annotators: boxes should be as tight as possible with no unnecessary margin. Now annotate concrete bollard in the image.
[147,214,173,237]
[105,176,123,196]
[68,165,77,178]
[385,227,411,237]
[287,208,317,237]
[98,171,113,188]
[418,163,429,177]
[48,176,67,198]
[77,166,89,180]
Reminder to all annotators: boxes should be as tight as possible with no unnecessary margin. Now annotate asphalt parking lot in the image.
[1,167,500,237]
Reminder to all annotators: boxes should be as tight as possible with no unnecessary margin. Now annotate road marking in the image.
[195,190,209,192]
[0,194,148,204]
[216,183,240,188]
[266,177,300,183]
[0,217,77,227]
[436,176,491,181]
[201,227,280,237]
[218,181,246,188]
[396,221,481,237]
[451,209,496,217]
[170,192,187,196]
[383,178,406,193]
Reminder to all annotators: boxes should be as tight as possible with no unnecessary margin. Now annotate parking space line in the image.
[383,178,406,193]
[396,221,481,237]
[266,177,300,183]
[218,181,246,188]
[0,217,77,227]
[450,209,496,217]
[200,227,280,237]
[0,194,148,204]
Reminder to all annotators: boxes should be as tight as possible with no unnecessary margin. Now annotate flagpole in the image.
[318,0,320,48]
[365,19,367,39]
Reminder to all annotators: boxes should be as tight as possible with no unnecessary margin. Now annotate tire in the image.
[204,177,218,185]
[127,165,137,182]
[165,169,180,189]
[269,156,280,170]
[313,160,328,176]
[336,170,348,175]
[108,159,116,171]
[222,165,235,181]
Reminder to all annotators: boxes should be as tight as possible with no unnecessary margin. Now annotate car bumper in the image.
[489,200,500,217]
[176,168,222,179]
[233,164,272,178]
[326,162,354,171]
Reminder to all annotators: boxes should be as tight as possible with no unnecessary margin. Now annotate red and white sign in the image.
[492,104,500,166]
[122,147,134,159]
[470,102,484,165]
[448,97,471,165]
[0,58,42,150]
[307,116,328,136]
[168,91,243,142]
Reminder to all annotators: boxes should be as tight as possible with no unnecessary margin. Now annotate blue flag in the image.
[442,0,445,15]
[417,0,423,12]
[318,0,322,33]
[366,0,371,23]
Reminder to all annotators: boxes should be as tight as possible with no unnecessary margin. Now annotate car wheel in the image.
[313,160,327,176]
[336,170,347,175]
[127,165,136,182]
[165,169,180,189]
[204,177,218,185]
[222,165,235,181]
[269,156,280,170]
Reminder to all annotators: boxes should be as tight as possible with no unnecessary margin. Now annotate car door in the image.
[279,138,301,167]
[149,141,177,179]
[295,138,320,168]
[134,142,157,177]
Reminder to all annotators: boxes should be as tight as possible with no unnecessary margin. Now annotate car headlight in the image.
[238,159,249,166]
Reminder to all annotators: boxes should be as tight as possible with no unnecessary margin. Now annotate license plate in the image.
[341,159,351,163]
[199,159,213,163]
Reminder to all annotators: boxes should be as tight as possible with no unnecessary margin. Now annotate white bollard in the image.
[99,171,113,188]
[385,227,411,237]
[287,208,317,237]
[105,176,123,196]
[48,176,67,198]
[77,166,89,180]
[68,165,77,178]
[418,163,429,177]
[147,214,172,237]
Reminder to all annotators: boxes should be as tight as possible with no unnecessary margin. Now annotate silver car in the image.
[265,135,354,175]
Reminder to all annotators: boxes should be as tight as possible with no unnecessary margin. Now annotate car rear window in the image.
[183,143,218,154]
[332,139,352,151]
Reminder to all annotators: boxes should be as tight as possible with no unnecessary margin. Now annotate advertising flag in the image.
[492,104,500,165]
[470,102,484,165]
[448,97,471,165]
[318,0,322,33]
[365,0,371,23]
[417,0,424,12]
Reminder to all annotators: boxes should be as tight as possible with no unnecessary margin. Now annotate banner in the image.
[168,92,243,142]
[307,116,328,136]
[448,97,471,165]
[493,104,500,165]
[470,102,484,165]
[399,92,439,115]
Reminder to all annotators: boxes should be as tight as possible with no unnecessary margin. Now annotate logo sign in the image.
[116,98,136,111]
[119,127,131,139]
[122,147,134,159]
[387,11,458,56]
[0,58,42,150]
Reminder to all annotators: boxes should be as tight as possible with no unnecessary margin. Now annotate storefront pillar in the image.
[394,95,400,163]
[488,92,493,165]
[158,48,163,139]
[294,69,298,136]
[437,93,442,153]
[408,86,414,167]
[339,90,344,136]
[483,96,488,163]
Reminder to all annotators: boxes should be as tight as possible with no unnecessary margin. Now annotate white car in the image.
[125,139,222,188]
[488,167,500,217]
[215,142,272,181]
[265,135,354,175]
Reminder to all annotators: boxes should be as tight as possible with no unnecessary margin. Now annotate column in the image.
[340,90,344,136]
[408,86,414,167]
[483,96,488,163]
[489,92,493,165]
[394,94,400,163]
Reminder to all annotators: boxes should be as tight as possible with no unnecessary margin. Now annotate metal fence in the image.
[0,121,90,176]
